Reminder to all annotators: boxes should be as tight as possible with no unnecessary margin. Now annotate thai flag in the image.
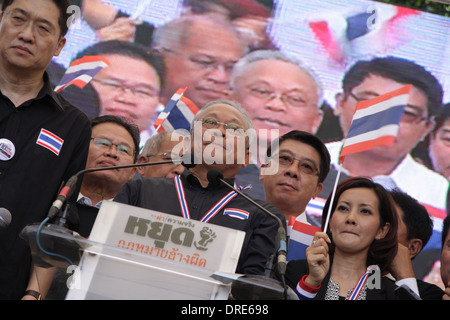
[339,84,411,164]
[223,208,249,220]
[36,128,64,155]
[308,5,419,64]
[54,55,110,93]
[153,88,199,132]
[286,216,321,261]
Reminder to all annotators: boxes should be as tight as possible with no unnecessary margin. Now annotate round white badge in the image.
[0,139,15,161]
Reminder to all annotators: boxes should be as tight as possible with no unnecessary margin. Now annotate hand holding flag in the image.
[287,216,322,261]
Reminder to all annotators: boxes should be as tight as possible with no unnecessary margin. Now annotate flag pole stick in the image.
[323,162,342,233]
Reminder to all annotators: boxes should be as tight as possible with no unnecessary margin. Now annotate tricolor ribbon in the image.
[174,175,247,222]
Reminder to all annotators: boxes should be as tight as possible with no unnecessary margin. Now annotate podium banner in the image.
[88,201,245,273]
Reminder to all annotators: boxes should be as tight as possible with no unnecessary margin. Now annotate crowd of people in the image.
[0,0,449,300]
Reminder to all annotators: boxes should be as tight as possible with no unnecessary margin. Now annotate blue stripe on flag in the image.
[165,104,192,131]
[347,105,404,139]
[39,133,62,149]
[58,67,104,84]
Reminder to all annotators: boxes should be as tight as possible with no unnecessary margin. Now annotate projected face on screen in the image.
[231,54,323,142]
[91,53,161,132]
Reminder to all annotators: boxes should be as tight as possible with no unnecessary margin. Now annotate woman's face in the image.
[329,187,390,254]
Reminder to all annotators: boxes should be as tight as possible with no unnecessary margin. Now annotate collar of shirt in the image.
[0,71,65,111]
[77,192,110,209]
[183,168,236,190]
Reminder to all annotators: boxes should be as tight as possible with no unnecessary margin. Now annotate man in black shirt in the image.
[115,100,283,275]
[0,0,91,299]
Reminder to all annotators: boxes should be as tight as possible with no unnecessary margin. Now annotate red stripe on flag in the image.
[292,223,321,237]
[70,55,111,67]
[340,135,395,160]
[354,84,412,112]
[423,204,447,220]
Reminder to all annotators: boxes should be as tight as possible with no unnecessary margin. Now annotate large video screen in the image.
[51,0,449,289]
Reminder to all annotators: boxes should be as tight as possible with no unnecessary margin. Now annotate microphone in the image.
[47,159,188,221]
[206,169,290,299]
[0,208,12,228]
[31,159,187,268]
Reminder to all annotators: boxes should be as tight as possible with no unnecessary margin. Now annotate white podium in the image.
[21,201,247,300]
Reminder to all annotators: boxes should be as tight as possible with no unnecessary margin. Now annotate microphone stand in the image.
[31,160,180,268]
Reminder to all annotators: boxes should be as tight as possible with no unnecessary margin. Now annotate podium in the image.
[20,201,290,300]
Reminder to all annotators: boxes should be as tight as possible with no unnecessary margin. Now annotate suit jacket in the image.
[286,259,415,300]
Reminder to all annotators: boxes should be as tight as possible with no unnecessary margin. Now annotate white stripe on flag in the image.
[352,93,409,120]
[65,61,109,74]
[289,231,314,246]
[344,124,399,146]
[177,100,196,122]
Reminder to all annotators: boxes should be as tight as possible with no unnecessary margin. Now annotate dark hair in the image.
[321,177,398,273]
[390,188,433,250]
[431,102,450,137]
[91,115,140,163]
[2,0,71,37]
[266,130,330,183]
[75,40,166,89]
[442,215,450,249]
[342,56,443,117]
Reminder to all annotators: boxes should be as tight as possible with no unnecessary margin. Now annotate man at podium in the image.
[114,99,284,275]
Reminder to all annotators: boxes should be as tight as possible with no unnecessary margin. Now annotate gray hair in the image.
[140,130,189,157]
[151,13,248,53]
[231,49,324,107]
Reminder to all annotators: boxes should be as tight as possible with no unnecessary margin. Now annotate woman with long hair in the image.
[285,177,407,300]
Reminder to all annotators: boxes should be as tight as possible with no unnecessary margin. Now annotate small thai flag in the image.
[153,88,199,132]
[36,129,64,155]
[339,84,411,163]
[223,208,249,220]
[54,55,110,93]
[286,216,321,261]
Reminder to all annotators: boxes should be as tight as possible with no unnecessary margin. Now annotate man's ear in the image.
[407,238,423,260]
[334,92,345,116]
[312,182,323,199]
[136,155,147,175]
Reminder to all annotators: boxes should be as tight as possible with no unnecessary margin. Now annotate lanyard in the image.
[174,175,242,223]
[347,266,374,300]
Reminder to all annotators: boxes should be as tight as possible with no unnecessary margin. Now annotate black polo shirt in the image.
[0,72,91,299]
[114,169,284,275]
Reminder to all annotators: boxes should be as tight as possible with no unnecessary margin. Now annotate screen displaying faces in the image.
[51,0,449,287]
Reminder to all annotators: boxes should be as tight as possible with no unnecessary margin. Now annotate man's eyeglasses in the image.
[92,78,159,99]
[274,153,320,177]
[91,137,134,157]
[201,117,245,135]
[348,91,429,124]
[163,48,237,74]
[146,152,182,163]
[248,86,312,108]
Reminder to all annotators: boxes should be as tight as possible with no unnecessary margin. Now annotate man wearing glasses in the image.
[151,14,247,109]
[230,49,324,201]
[260,130,330,225]
[115,100,283,276]
[326,56,448,212]
[72,115,140,237]
[137,131,188,179]
[67,40,165,148]
[0,0,92,299]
